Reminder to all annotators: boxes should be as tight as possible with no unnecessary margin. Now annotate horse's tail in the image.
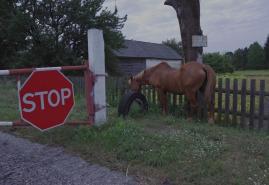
[202,64,216,104]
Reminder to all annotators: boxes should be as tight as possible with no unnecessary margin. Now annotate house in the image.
[113,40,182,76]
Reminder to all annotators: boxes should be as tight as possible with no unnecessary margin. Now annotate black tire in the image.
[118,91,148,117]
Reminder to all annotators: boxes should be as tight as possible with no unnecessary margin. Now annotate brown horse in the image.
[128,61,216,123]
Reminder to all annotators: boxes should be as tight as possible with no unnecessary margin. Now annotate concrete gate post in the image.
[87,29,107,126]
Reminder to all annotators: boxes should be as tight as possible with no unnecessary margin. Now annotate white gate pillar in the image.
[87,29,107,126]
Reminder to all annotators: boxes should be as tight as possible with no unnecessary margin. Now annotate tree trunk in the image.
[164,0,203,63]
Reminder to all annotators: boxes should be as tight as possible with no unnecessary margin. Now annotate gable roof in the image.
[113,40,182,60]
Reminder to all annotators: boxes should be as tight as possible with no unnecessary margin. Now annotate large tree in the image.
[1,0,127,74]
[203,53,234,73]
[247,42,266,69]
[0,0,31,69]
[232,48,248,70]
[264,35,269,68]
[164,0,203,63]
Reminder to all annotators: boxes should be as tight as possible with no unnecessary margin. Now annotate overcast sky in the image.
[103,0,269,53]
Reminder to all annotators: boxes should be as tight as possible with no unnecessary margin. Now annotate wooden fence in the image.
[69,76,269,131]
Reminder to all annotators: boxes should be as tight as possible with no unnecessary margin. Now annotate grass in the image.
[0,73,269,184]
[0,78,88,121]
[218,70,269,79]
[1,109,269,185]
[218,70,269,91]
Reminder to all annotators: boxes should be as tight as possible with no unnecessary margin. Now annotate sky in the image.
[103,0,269,53]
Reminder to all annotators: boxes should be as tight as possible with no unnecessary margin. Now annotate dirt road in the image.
[0,131,137,185]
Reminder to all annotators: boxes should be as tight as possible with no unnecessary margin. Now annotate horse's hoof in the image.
[187,117,193,122]
[208,118,214,124]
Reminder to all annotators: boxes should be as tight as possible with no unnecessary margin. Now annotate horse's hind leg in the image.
[157,89,168,115]
[207,95,215,124]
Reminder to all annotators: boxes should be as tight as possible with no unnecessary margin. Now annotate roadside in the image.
[1,111,269,185]
[0,131,137,185]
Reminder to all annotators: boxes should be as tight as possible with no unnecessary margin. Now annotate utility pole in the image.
[164,0,206,63]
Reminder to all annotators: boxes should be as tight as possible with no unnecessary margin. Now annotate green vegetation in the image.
[1,110,268,185]
[0,77,269,184]
[0,78,88,121]
[264,35,269,68]
[0,79,19,120]
[203,52,234,73]
[164,35,269,74]
[217,70,269,92]
[218,70,269,79]
[247,42,266,70]
[0,0,126,74]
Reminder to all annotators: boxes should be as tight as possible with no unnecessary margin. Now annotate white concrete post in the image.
[87,29,107,125]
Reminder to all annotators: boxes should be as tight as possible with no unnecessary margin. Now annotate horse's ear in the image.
[128,76,133,85]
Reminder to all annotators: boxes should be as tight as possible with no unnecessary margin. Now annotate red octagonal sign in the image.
[19,70,75,131]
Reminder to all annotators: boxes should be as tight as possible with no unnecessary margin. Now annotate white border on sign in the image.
[18,69,75,132]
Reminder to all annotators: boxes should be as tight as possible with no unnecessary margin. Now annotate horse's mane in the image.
[133,62,171,81]
[133,70,145,81]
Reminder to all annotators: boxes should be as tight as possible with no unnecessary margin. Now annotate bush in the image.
[203,53,234,73]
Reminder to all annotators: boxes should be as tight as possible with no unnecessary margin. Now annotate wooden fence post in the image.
[258,80,265,130]
[217,78,223,123]
[152,88,156,105]
[240,79,247,128]
[249,79,256,129]
[224,78,230,124]
[232,79,238,126]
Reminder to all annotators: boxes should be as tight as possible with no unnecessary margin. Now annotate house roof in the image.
[113,40,182,60]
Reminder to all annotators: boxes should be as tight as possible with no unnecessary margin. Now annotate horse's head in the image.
[128,76,142,92]
[128,70,146,92]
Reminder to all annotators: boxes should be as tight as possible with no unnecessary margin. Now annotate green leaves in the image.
[203,53,234,73]
[264,35,269,68]
[0,0,127,74]
[247,42,266,70]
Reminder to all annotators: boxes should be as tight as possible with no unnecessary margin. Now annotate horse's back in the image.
[150,62,175,79]
[180,62,206,90]
[155,62,172,70]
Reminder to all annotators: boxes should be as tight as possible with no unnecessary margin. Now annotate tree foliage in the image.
[203,52,234,73]
[0,0,31,69]
[246,42,265,69]
[162,38,183,57]
[0,0,127,74]
[232,48,248,70]
[264,35,269,68]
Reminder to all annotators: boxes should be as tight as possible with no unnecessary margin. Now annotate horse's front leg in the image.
[185,91,198,121]
[157,89,168,115]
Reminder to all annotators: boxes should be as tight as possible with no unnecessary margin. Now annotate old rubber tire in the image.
[118,91,148,117]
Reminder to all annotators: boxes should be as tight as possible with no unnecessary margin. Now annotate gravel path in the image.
[0,131,137,185]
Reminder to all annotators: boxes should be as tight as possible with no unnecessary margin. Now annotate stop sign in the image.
[19,70,75,131]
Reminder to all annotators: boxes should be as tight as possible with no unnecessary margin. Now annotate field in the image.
[218,70,269,90]
[0,71,269,184]
[219,70,269,79]
[1,110,268,185]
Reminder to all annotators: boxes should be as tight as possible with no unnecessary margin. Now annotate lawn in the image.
[1,109,269,185]
[218,70,269,79]
[0,72,269,185]
[0,77,88,121]
[218,70,269,91]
